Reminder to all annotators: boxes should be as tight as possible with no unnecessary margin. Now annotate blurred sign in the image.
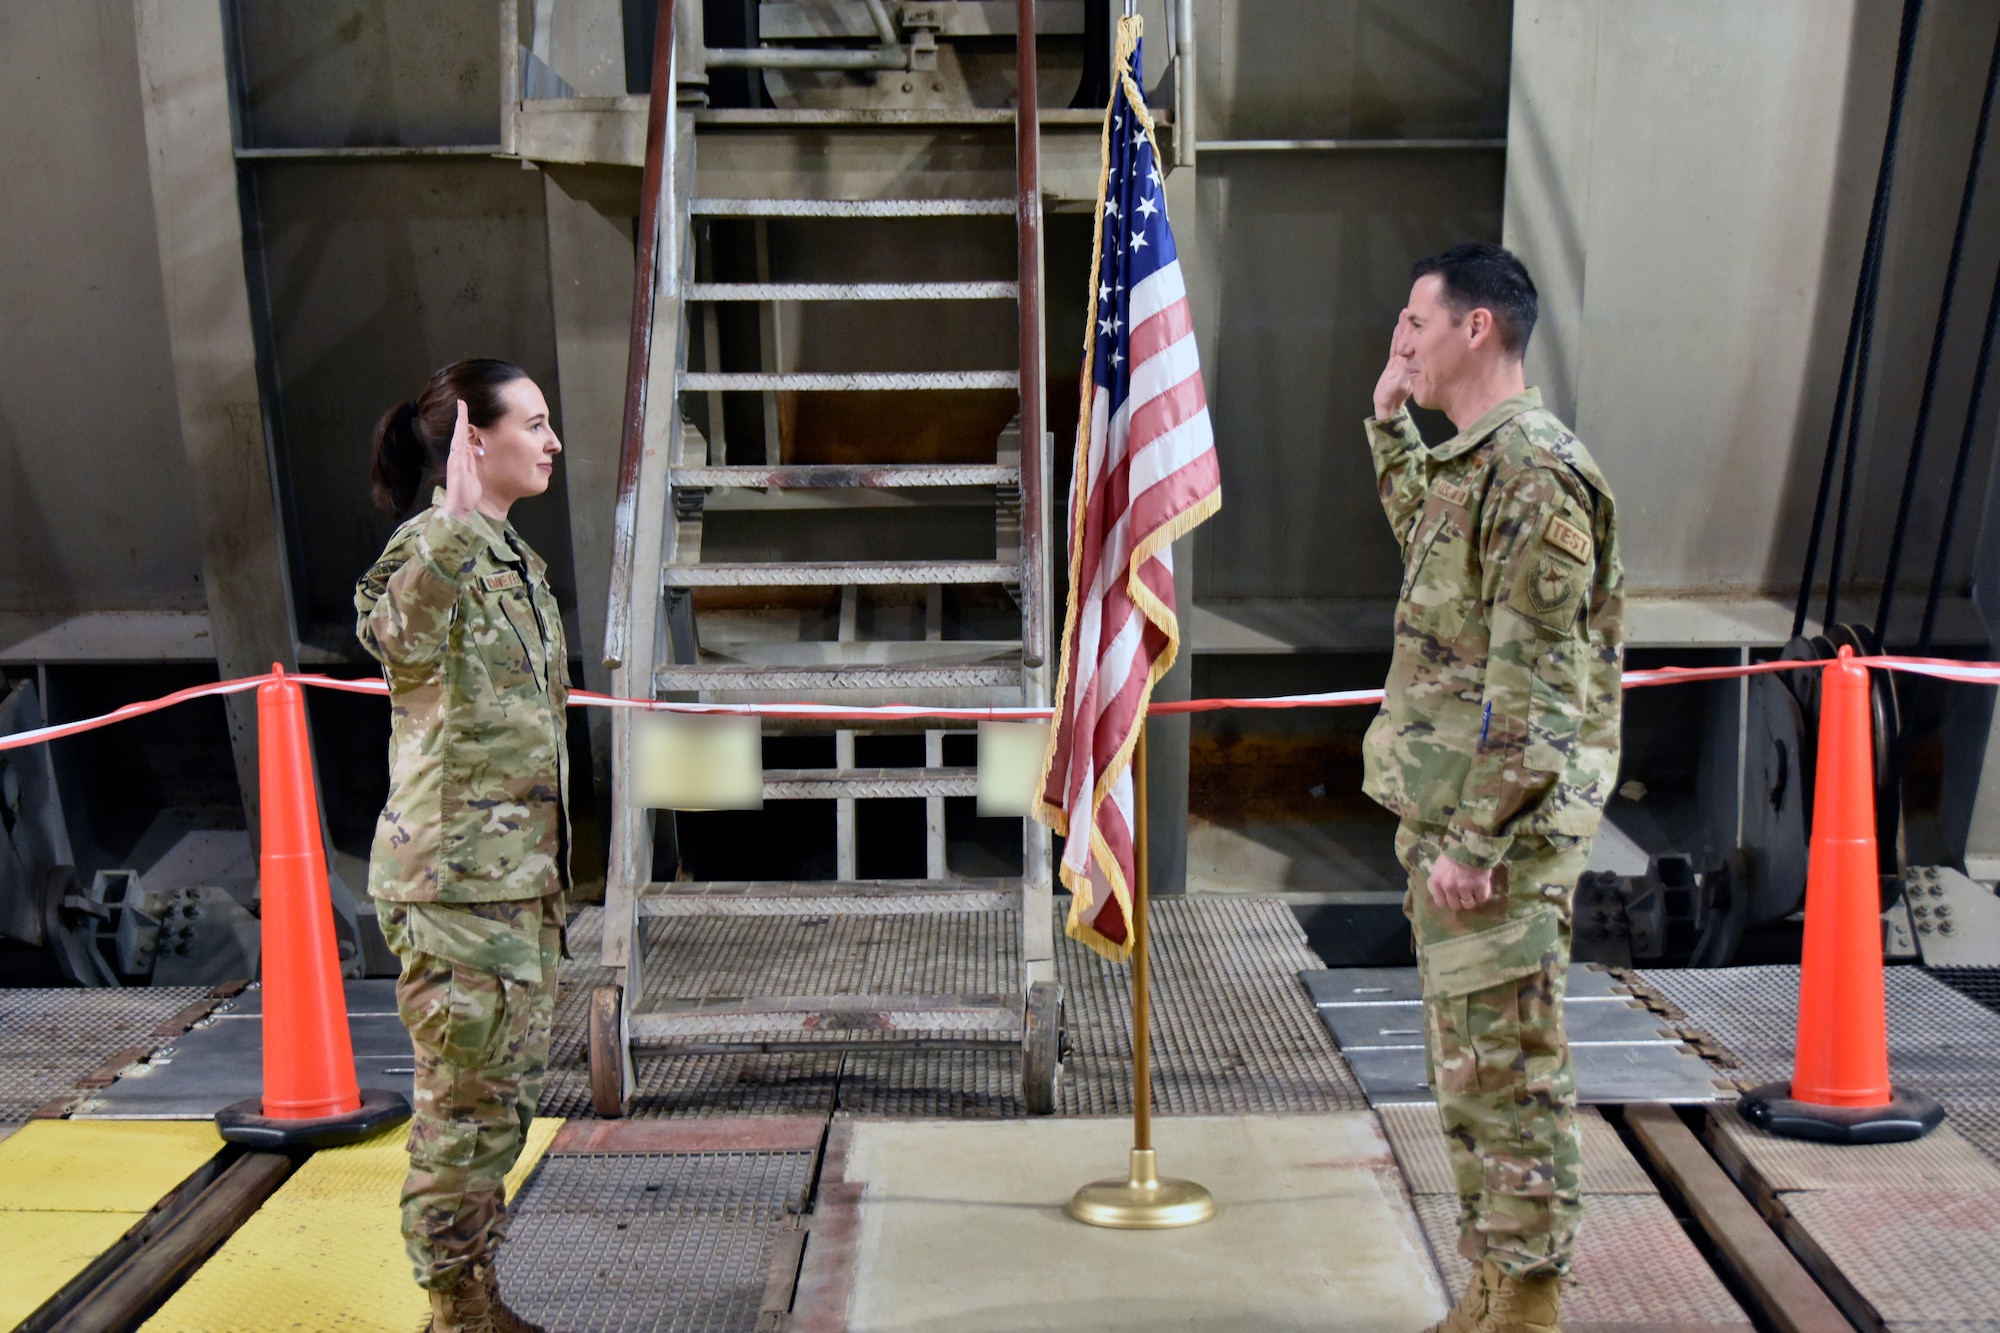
[633,713,763,810]
[976,720,1052,817]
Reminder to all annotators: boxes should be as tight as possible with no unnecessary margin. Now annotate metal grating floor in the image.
[542,898,1366,1120]
[1638,964,2000,1168]
[1634,965,2000,1096]
[1706,1104,2000,1327]
[1389,1097,1748,1326]
[1410,1193,1750,1327]
[1930,964,2000,1017]
[498,1149,817,1333]
[0,986,206,1121]
[1377,1104,1658,1196]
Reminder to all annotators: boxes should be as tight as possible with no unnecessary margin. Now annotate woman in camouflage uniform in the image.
[357,359,571,1333]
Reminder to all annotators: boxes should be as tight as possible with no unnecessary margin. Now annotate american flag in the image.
[1035,19,1220,963]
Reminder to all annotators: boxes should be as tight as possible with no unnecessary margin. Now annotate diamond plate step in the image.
[629,992,1023,1040]
[687,281,1016,301]
[661,560,1019,587]
[673,463,1019,488]
[679,371,1018,392]
[761,767,977,799]
[690,197,1015,217]
[638,879,1014,915]
[653,663,1017,694]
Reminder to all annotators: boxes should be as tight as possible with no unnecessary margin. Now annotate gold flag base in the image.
[1067,1149,1216,1229]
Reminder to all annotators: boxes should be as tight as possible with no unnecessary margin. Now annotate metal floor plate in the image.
[1320,998,1677,1049]
[1412,1193,1750,1327]
[1709,1104,2000,1192]
[1300,965,1633,1007]
[74,1009,415,1118]
[499,1150,816,1333]
[1781,1188,2000,1326]
[0,986,207,1121]
[1341,1041,1729,1106]
[217,978,399,1017]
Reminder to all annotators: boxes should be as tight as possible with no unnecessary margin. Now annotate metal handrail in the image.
[1016,0,1046,677]
[1175,0,1195,166]
[706,0,908,70]
[603,0,678,671]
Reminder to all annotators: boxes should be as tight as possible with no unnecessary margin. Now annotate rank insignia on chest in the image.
[1542,514,1592,563]
[482,570,525,592]
[1433,478,1471,507]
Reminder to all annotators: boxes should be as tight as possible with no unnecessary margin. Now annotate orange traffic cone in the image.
[216,666,408,1147]
[1740,645,1942,1144]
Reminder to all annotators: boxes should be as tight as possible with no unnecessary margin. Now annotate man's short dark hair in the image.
[1411,242,1538,356]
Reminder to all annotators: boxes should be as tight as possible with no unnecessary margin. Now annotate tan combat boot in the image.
[426,1267,496,1333]
[475,1260,559,1333]
[1422,1263,1491,1333]
[1480,1261,1562,1333]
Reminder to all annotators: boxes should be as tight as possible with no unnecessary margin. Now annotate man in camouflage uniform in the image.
[1363,243,1624,1333]
[358,470,571,1333]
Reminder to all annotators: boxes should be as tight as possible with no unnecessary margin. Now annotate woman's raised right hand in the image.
[441,399,484,519]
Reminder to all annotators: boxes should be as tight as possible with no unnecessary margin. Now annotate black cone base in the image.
[1738,1081,1945,1145]
[216,1087,411,1149]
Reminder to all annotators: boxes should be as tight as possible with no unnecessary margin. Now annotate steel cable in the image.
[1876,18,2000,641]
[1920,261,2000,651]
[1793,0,1926,639]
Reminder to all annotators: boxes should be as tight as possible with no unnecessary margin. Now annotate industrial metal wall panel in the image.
[229,0,503,149]
[0,1,204,620]
[1191,149,1505,604]
[1199,2,1513,142]
[248,158,574,633]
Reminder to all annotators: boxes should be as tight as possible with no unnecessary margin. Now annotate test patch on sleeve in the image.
[482,570,525,591]
[1541,514,1591,563]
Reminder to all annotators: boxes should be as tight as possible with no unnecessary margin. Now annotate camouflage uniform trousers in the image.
[1397,819,1591,1279]
[379,893,564,1290]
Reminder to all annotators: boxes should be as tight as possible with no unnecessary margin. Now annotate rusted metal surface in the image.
[604,0,678,671]
[652,664,1019,693]
[760,767,979,800]
[693,197,1017,217]
[549,1115,827,1155]
[674,463,1019,487]
[660,560,1019,587]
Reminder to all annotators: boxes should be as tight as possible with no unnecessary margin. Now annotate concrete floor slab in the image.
[823,1114,1447,1332]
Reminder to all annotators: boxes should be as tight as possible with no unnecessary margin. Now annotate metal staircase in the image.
[584,2,1060,1115]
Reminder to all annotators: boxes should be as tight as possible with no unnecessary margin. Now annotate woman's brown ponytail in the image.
[368,359,529,518]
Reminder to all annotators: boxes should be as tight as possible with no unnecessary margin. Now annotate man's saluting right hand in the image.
[1373,310,1419,420]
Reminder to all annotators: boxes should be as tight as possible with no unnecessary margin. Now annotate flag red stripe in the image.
[1129,296,1193,368]
[1126,449,1222,547]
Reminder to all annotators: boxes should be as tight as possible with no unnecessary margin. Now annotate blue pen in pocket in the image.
[1480,701,1492,746]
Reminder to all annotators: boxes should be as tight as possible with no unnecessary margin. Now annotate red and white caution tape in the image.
[2,654,1995,754]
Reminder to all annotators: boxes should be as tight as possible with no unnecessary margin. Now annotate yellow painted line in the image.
[144,1117,562,1333]
[0,1120,225,1330]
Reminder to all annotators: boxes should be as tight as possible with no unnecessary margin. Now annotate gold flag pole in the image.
[1068,721,1215,1228]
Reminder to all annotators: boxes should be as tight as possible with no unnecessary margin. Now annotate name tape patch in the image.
[1433,478,1472,507]
[1542,515,1592,563]
[482,571,525,592]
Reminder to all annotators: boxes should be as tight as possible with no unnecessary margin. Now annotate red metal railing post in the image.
[605,0,679,670]
[1016,0,1047,674]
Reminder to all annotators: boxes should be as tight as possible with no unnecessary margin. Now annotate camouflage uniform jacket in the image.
[1362,389,1624,869]
[355,489,570,903]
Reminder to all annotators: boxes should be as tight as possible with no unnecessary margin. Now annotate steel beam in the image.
[133,0,298,835]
